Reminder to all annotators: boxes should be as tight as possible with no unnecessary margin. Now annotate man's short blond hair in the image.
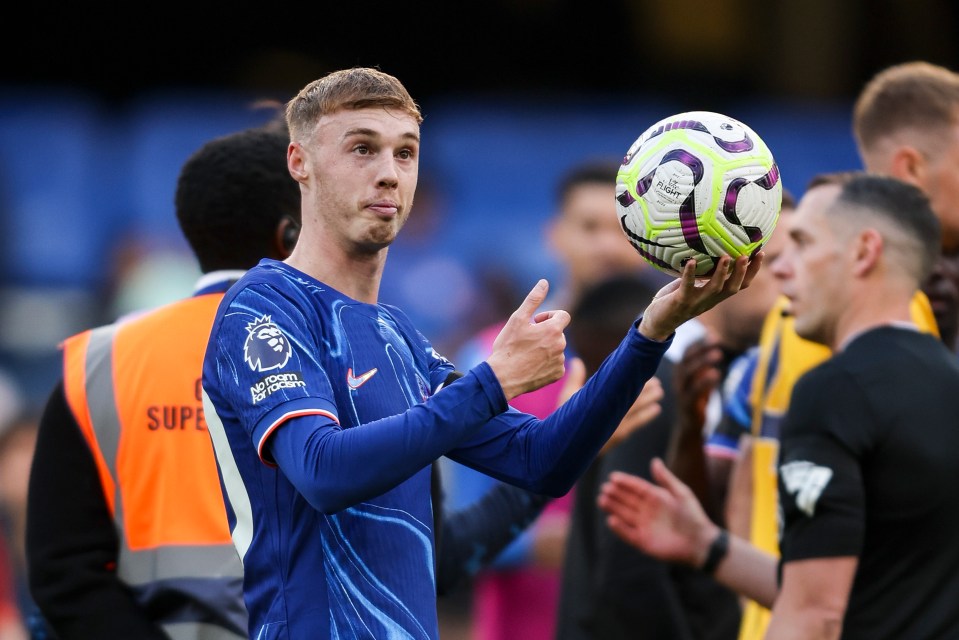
[853,61,959,156]
[285,67,422,141]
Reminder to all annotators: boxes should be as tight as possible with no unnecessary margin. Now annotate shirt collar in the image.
[192,270,247,296]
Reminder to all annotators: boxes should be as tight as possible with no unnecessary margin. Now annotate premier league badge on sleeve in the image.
[244,315,293,372]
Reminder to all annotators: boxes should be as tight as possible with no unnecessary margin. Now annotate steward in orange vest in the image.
[61,280,246,640]
[25,124,298,640]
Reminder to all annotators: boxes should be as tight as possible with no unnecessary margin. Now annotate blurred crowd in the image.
[1,58,959,640]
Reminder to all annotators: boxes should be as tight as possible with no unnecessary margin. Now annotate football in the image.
[615,110,782,277]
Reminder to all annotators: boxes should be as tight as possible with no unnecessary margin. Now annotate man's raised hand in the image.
[486,279,570,401]
[639,253,764,341]
[597,458,720,568]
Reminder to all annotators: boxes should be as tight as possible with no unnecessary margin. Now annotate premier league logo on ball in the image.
[244,314,292,372]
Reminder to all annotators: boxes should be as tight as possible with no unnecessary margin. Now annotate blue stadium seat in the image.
[123,91,281,253]
[0,88,107,288]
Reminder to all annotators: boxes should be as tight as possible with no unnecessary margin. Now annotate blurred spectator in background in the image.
[557,272,740,640]
[105,238,201,322]
[0,410,43,640]
[0,536,26,640]
[0,370,27,640]
[553,189,798,640]
[854,61,959,252]
[665,189,795,526]
[378,169,505,357]
[922,249,959,353]
[445,158,659,640]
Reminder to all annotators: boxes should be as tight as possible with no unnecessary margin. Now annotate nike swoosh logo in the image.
[347,367,378,389]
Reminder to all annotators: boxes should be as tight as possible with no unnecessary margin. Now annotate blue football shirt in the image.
[202,258,670,639]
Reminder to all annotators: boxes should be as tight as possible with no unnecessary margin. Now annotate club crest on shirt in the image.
[244,314,292,372]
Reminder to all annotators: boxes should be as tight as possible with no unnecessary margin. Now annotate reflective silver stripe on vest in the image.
[85,326,122,481]
[83,324,246,639]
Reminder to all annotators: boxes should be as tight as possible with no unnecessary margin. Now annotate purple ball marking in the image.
[689,120,710,134]
[637,245,676,273]
[659,149,708,254]
[755,163,781,190]
[714,131,754,153]
[724,178,746,216]
[674,119,709,134]
[645,118,709,144]
[661,149,704,184]
[723,177,765,243]
[616,190,636,207]
[636,171,655,197]
[728,162,781,244]
[680,208,709,254]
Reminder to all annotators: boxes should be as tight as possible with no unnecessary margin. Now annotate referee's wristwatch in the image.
[701,529,730,575]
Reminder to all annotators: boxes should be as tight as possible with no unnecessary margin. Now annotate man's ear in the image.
[288,143,309,182]
[888,145,927,189]
[853,228,884,277]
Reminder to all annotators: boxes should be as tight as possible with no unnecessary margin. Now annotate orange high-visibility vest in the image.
[61,293,246,640]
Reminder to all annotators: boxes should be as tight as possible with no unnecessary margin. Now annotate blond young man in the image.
[200,67,761,639]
